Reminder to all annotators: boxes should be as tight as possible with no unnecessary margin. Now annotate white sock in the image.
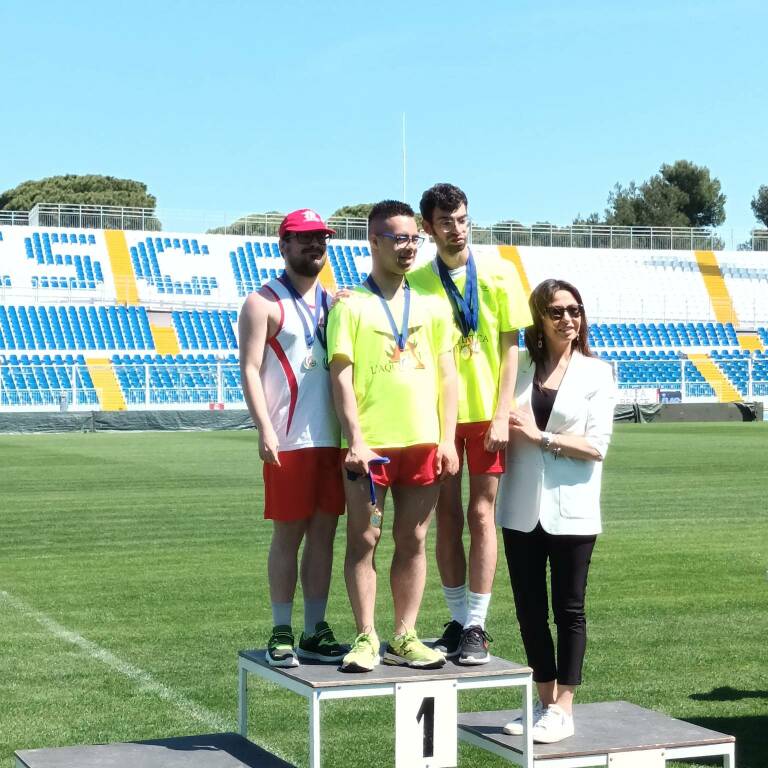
[271,601,292,628]
[442,583,467,625]
[304,597,328,635]
[466,591,491,629]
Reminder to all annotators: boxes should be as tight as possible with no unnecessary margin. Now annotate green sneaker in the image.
[341,631,380,672]
[298,621,347,662]
[385,629,446,669]
[266,625,299,668]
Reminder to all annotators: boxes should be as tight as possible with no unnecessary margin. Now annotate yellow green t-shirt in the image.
[408,253,532,423]
[326,282,458,448]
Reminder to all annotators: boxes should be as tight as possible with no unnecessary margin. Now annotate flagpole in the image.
[402,112,407,202]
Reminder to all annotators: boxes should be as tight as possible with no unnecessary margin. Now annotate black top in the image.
[532,381,558,431]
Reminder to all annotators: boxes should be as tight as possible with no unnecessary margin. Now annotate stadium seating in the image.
[1,223,767,411]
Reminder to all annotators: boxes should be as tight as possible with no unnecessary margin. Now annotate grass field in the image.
[1,423,766,768]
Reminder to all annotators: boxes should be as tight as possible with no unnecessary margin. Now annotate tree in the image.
[660,160,725,227]
[0,174,156,211]
[206,211,284,237]
[330,204,374,219]
[750,185,768,228]
[602,161,726,228]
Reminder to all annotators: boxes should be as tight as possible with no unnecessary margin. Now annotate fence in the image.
[1,360,765,411]
[3,203,768,250]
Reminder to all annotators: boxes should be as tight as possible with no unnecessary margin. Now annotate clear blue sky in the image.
[1,0,765,243]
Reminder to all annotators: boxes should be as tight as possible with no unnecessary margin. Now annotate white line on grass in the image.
[0,589,232,732]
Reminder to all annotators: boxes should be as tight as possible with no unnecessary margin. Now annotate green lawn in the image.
[0,424,766,767]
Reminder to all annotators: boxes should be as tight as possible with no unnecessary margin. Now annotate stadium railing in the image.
[6,204,765,250]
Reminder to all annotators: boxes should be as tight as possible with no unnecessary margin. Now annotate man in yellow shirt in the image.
[410,183,532,664]
[327,200,460,672]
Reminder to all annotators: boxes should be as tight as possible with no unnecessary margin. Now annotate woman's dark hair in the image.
[524,278,593,368]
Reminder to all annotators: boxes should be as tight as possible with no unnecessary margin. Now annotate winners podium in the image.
[15,649,737,768]
[238,648,535,768]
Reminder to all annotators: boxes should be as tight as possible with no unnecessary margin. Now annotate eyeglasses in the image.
[545,304,584,321]
[285,232,331,244]
[434,215,471,233]
[378,233,425,248]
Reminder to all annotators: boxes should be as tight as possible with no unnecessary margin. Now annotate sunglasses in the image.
[285,232,331,244]
[545,304,584,321]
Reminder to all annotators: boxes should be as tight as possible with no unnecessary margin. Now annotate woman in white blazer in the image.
[497,279,616,744]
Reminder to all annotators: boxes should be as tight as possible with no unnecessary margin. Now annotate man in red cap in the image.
[239,208,346,667]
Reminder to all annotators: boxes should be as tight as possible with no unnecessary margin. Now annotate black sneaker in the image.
[458,625,492,665]
[433,620,463,658]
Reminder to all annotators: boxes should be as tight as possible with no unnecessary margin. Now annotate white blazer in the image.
[496,350,616,536]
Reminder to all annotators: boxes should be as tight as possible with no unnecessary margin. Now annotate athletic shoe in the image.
[458,625,492,665]
[503,702,546,736]
[266,625,299,668]
[341,631,380,672]
[385,630,446,669]
[531,704,575,743]
[433,620,463,658]
[298,621,347,662]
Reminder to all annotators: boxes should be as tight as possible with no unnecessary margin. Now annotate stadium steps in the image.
[694,250,738,325]
[86,357,127,410]
[104,230,140,305]
[498,245,531,295]
[151,325,181,355]
[687,353,741,402]
[318,257,336,292]
[737,331,764,353]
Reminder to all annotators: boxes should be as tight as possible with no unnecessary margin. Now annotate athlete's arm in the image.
[435,349,460,479]
[238,292,281,465]
[329,356,380,474]
[485,329,519,452]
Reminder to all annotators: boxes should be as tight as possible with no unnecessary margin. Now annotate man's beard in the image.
[289,253,324,277]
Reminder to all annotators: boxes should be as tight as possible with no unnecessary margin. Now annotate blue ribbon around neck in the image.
[435,251,479,338]
[364,275,411,351]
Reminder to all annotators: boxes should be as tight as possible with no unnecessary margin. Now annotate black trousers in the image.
[502,523,597,686]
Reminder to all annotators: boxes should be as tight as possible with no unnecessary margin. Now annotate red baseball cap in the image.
[278,209,336,238]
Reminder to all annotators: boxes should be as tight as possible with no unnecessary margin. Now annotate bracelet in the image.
[541,431,562,459]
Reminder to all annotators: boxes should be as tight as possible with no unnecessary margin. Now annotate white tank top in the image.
[260,277,340,450]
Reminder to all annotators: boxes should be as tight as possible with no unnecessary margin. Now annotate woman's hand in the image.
[509,408,542,444]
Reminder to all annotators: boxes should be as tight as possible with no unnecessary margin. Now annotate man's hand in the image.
[345,441,380,476]
[435,440,460,480]
[484,414,510,452]
[329,288,353,309]
[258,425,281,465]
[509,408,542,444]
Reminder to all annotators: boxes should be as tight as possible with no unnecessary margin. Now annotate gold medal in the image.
[368,501,382,528]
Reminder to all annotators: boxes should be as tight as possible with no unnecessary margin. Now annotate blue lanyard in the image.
[365,276,411,351]
[279,273,327,350]
[436,251,478,338]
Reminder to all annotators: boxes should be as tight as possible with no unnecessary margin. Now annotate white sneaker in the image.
[503,702,545,735]
[531,704,574,743]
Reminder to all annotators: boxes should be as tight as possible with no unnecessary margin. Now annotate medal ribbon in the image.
[364,276,411,351]
[279,273,327,349]
[436,251,479,338]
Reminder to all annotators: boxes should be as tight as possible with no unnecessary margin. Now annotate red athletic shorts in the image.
[347,444,439,487]
[455,421,505,475]
[263,447,345,521]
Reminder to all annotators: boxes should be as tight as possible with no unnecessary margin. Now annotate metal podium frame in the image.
[238,650,534,768]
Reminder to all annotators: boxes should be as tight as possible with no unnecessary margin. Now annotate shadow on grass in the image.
[685,716,764,768]
[690,686,768,702]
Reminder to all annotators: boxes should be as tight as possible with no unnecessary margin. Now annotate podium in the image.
[238,649,535,768]
[457,701,736,767]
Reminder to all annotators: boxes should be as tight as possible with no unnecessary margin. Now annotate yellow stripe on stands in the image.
[688,353,741,403]
[694,250,737,325]
[498,245,531,297]
[104,230,140,305]
[737,333,764,352]
[86,358,127,411]
[319,257,336,292]
[151,324,181,356]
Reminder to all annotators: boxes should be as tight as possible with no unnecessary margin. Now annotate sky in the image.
[0,0,766,245]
